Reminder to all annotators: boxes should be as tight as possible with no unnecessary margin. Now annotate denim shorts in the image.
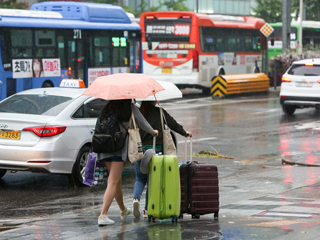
[100,156,123,162]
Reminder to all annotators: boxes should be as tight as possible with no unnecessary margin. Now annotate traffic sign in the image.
[260,23,274,38]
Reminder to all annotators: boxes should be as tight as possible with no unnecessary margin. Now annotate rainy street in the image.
[2,88,320,239]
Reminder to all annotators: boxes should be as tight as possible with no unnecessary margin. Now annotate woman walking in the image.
[97,99,158,226]
[133,100,192,218]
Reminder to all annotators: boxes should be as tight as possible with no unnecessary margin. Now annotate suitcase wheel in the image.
[214,212,219,219]
[148,216,152,222]
[171,216,178,223]
[192,214,200,219]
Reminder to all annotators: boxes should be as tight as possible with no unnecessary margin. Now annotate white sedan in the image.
[0,80,107,186]
[280,58,320,115]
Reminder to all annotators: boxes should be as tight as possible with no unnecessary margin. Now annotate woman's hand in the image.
[152,130,159,137]
[185,131,192,137]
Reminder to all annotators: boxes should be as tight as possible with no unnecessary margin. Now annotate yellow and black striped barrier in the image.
[211,75,227,97]
[211,73,269,97]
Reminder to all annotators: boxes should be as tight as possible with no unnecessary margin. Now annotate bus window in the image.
[93,36,111,67]
[11,29,33,57]
[35,30,56,57]
[57,35,66,68]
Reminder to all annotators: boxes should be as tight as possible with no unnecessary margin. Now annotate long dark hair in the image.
[139,101,154,117]
[101,99,132,122]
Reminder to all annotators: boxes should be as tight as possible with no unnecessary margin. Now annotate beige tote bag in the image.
[160,108,177,156]
[128,112,143,163]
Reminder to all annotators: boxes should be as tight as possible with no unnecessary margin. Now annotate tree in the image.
[0,0,28,9]
[251,0,283,23]
[300,0,320,21]
[162,0,189,11]
[95,0,118,4]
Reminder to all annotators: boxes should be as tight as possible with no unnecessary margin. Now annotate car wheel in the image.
[0,169,7,179]
[72,145,91,186]
[42,81,53,88]
[282,105,296,115]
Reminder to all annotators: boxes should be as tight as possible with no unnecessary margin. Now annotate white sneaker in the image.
[143,210,148,218]
[98,216,115,226]
[120,207,132,220]
[133,198,141,218]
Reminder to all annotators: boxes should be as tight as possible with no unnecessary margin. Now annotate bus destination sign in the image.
[146,25,190,36]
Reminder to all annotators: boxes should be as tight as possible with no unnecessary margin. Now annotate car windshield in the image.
[288,64,320,76]
[0,94,75,116]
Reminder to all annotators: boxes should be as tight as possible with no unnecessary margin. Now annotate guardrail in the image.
[211,73,270,97]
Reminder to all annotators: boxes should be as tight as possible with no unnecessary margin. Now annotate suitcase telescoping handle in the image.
[184,136,192,163]
[153,135,156,151]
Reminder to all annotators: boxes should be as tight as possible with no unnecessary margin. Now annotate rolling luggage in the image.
[147,138,181,222]
[180,137,219,219]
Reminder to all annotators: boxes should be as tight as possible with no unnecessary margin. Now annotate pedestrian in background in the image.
[132,100,192,218]
[97,99,158,226]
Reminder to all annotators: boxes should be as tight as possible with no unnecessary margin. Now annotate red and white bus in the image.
[140,11,266,93]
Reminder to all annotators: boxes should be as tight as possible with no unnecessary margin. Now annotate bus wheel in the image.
[218,69,225,76]
[42,81,54,88]
[202,87,211,95]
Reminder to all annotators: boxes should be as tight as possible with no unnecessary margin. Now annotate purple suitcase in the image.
[180,138,219,219]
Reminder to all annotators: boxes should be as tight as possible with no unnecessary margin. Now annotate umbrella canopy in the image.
[82,73,164,100]
[135,80,182,101]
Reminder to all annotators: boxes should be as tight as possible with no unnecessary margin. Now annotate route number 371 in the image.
[74,29,82,39]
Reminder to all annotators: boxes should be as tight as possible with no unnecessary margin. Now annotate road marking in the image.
[163,97,278,111]
[177,137,217,144]
[257,212,320,218]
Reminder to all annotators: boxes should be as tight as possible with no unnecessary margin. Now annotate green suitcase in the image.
[147,154,181,222]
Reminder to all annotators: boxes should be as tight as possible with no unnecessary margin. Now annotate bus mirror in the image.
[271,38,274,46]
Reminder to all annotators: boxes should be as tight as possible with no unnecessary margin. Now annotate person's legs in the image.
[133,160,148,201]
[133,160,148,218]
[100,161,125,216]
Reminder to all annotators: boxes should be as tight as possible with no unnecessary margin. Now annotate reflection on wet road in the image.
[3,91,320,239]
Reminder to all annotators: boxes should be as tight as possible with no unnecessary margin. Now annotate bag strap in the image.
[159,108,168,131]
[120,122,127,132]
[130,112,138,130]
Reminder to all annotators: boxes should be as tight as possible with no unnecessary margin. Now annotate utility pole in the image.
[299,0,303,54]
[282,0,291,53]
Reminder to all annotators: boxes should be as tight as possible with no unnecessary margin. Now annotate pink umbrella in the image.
[82,73,164,100]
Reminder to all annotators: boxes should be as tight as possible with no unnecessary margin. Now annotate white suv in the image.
[280,58,320,115]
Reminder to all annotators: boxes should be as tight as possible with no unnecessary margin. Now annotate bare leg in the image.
[100,161,125,216]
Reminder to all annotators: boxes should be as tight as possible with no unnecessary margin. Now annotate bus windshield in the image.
[145,16,191,42]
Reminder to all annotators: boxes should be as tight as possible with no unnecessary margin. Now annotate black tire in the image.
[0,169,7,179]
[202,87,211,95]
[218,69,225,76]
[214,212,219,219]
[42,81,53,88]
[282,105,296,115]
[72,145,91,186]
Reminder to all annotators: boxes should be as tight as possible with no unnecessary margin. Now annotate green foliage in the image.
[301,0,320,21]
[95,0,118,4]
[0,0,28,9]
[162,0,189,11]
[251,0,283,23]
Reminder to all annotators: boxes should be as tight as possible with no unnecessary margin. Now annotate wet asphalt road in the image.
[2,88,320,239]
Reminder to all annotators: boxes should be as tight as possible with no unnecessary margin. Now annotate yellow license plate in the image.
[162,68,172,74]
[0,130,21,140]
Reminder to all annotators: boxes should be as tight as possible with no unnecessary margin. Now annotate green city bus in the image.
[268,21,320,59]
